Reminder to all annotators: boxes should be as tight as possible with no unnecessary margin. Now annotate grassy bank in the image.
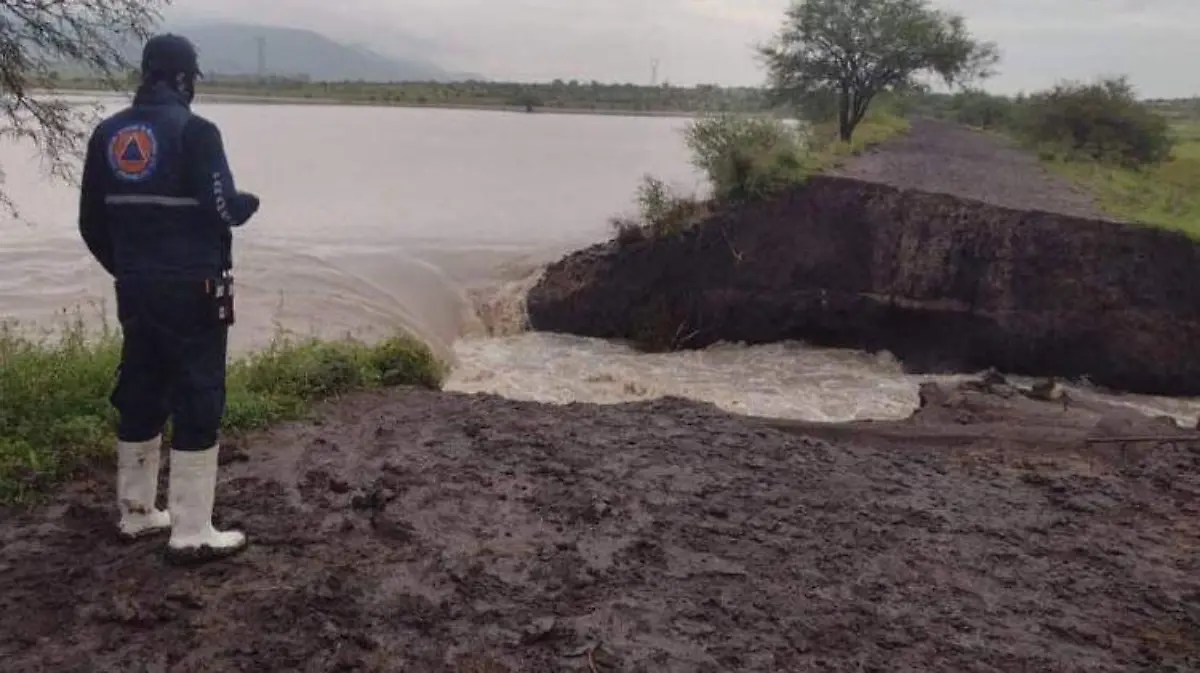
[0,311,447,505]
[1040,120,1200,236]
[804,111,912,172]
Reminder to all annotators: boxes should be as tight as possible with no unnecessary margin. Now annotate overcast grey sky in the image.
[171,0,1200,98]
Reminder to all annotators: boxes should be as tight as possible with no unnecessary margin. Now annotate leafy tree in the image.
[0,0,167,216]
[759,0,999,141]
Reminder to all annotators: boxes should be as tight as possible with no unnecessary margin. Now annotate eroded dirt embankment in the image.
[1,381,1198,672]
[527,120,1200,395]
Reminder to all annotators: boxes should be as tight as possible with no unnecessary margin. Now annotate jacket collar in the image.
[132,80,191,108]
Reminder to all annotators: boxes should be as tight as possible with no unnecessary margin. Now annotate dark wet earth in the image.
[2,380,1199,672]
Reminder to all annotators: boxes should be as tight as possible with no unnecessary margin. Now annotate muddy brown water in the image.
[2,381,1199,672]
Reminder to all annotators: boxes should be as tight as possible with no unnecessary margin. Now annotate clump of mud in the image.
[2,381,1198,671]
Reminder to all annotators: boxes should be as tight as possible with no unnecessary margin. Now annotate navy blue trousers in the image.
[110,280,228,450]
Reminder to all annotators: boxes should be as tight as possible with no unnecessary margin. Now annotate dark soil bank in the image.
[2,383,1199,672]
[528,121,1200,395]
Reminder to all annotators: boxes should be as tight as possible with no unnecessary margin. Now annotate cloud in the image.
[169,0,1200,97]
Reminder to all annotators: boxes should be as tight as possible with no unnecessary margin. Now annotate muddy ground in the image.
[831,118,1111,220]
[2,379,1198,672]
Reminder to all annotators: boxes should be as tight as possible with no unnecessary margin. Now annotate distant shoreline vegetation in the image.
[42,73,1200,118]
[43,73,773,115]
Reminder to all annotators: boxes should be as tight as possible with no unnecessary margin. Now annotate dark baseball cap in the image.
[141,33,203,78]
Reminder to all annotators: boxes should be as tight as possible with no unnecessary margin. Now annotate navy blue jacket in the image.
[78,82,258,281]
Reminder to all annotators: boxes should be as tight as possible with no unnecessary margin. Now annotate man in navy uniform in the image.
[78,34,260,564]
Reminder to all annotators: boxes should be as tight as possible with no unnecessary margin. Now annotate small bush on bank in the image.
[1019,76,1174,167]
[945,88,1022,130]
[683,114,809,203]
[610,175,712,243]
[0,310,446,505]
[611,111,910,243]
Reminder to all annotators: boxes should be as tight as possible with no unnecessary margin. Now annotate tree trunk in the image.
[850,94,872,135]
[838,88,853,142]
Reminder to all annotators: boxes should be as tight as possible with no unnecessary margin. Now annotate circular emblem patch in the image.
[107,123,158,182]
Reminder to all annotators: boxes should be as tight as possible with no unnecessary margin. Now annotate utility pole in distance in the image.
[255,35,266,81]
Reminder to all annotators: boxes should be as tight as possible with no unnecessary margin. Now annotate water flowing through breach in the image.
[3,98,1200,426]
[449,288,1200,425]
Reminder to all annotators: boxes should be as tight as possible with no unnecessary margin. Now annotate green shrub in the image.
[610,115,809,241]
[609,175,710,243]
[946,88,1021,130]
[683,114,809,203]
[1019,76,1174,167]
[636,175,710,235]
[0,309,446,504]
[610,112,909,242]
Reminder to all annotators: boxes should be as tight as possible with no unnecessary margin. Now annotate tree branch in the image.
[0,0,166,220]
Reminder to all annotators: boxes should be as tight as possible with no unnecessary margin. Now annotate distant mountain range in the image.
[139,21,477,83]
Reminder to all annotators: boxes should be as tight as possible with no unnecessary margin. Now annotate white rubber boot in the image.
[165,444,247,565]
[116,435,171,540]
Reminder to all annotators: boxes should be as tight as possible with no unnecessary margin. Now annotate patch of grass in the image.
[1170,120,1200,157]
[0,308,447,505]
[1041,124,1200,236]
[804,109,912,172]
